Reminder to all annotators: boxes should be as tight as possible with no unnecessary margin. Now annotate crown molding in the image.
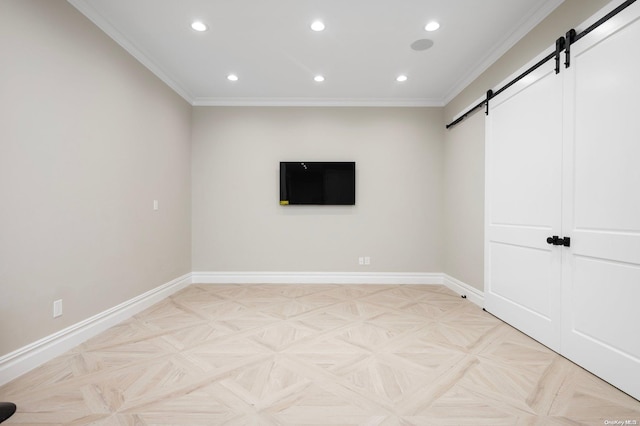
[69,0,563,109]
[191,97,444,107]
[67,0,196,104]
[442,0,565,106]
[69,0,441,108]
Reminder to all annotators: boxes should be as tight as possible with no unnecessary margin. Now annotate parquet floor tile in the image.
[1,284,639,425]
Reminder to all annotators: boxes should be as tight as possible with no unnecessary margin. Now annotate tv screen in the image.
[280,162,355,205]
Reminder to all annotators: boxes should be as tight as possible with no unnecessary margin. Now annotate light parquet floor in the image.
[1,284,639,425]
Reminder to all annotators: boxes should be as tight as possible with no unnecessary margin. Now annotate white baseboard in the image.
[443,274,484,307]
[191,272,484,308]
[192,272,485,307]
[0,273,192,387]
[192,272,485,308]
[191,271,444,285]
[0,271,484,386]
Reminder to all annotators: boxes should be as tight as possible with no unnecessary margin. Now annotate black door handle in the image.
[546,235,571,247]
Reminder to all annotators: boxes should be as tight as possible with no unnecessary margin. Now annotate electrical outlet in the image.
[358,257,364,265]
[53,299,63,318]
[364,256,371,265]
[153,200,159,211]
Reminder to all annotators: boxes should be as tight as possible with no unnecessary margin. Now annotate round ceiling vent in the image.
[410,39,434,51]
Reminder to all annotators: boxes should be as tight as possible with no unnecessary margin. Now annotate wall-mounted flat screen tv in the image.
[280,162,355,205]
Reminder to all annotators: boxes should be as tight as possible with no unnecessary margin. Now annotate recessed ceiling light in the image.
[396,75,408,82]
[191,21,208,32]
[314,75,325,82]
[311,20,325,31]
[227,74,238,81]
[425,21,440,32]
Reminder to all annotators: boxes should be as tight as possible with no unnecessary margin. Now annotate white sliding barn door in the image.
[561,7,640,399]
[485,61,564,351]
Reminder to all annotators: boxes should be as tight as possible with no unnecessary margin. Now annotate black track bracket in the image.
[485,90,494,115]
[555,37,566,74]
[565,29,577,68]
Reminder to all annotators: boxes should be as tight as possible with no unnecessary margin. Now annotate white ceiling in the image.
[68,0,564,106]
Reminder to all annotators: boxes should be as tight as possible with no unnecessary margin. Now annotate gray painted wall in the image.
[0,0,192,355]
[191,107,444,273]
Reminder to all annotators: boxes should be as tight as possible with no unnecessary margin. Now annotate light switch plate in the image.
[53,299,63,318]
